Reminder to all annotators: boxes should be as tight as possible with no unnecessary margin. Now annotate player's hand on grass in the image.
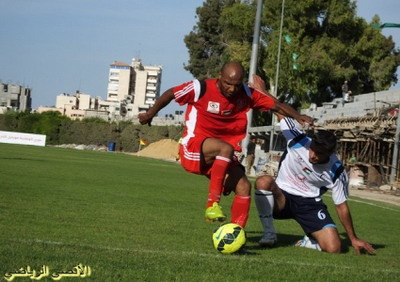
[351,238,376,255]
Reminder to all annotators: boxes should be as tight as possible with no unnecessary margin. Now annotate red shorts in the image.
[179,137,242,176]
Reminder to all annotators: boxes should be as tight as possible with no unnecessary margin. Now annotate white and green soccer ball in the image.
[212,223,246,254]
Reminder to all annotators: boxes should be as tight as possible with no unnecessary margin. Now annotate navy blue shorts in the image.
[273,190,336,235]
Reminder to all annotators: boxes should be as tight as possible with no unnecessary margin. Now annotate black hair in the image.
[311,130,337,153]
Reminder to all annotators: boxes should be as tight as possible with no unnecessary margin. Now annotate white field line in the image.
[325,191,400,212]
[11,238,400,274]
[347,198,400,212]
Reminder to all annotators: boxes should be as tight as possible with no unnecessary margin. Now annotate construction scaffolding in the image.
[324,113,399,186]
[249,88,400,188]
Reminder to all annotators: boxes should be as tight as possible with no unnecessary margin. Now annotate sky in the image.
[0,0,399,116]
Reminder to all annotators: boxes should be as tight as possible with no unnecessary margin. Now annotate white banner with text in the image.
[0,131,46,147]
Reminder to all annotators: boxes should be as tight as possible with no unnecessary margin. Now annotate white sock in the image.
[255,189,276,237]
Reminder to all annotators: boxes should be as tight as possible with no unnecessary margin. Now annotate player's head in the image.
[218,61,244,98]
[308,130,337,164]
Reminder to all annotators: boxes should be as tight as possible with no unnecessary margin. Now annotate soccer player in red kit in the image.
[139,61,312,228]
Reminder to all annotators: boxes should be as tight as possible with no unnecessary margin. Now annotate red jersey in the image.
[173,79,275,151]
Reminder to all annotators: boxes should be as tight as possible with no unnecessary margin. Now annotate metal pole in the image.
[269,0,285,152]
[243,0,264,154]
[390,110,400,184]
[248,0,263,79]
[370,24,400,184]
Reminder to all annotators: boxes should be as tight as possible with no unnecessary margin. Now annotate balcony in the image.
[147,78,158,84]
[108,94,118,101]
[108,85,119,91]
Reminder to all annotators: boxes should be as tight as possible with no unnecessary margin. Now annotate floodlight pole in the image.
[243,0,263,154]
[269,0,285,152]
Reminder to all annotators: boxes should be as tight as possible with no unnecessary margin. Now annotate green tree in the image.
[184,0,237,79]
[0,110,70,144]
[36,111,70,144]
[220,1,253,66]
[58,119,117,146]
[185,0,399,108]
[262,0,399,105]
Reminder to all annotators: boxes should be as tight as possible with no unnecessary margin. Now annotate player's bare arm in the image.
[272,101,313,126]
[248,74,271,96]
[335,202,376,255]
[138,88,175,125]
[248,74,313,126]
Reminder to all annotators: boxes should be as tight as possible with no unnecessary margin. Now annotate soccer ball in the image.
[212,223,246,254]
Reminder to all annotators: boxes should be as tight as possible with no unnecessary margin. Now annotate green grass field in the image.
[1,143,399,281]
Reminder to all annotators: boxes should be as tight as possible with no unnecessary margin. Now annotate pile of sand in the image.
[136,139,179,161]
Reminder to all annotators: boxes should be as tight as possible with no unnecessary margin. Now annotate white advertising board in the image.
[0,131,46,147]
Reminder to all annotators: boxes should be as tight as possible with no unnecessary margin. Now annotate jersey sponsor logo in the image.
[287,175,310,192]
[295,174,306,182]
[207,101,220,114]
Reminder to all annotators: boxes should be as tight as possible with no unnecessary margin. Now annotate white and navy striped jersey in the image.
[276,118,349,205]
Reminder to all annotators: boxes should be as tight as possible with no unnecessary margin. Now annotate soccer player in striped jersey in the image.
[254,114,375,254]
[139,61,312,228]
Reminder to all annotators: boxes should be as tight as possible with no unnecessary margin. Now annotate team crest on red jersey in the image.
[207,101,220,114]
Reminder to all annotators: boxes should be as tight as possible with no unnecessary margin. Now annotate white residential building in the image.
[107,58,162,117]
[40,59,167,123]
[107,61,133,102]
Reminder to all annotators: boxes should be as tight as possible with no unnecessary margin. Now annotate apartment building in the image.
[41,59,164,122]
[107,61,133,102]
[56,91,96,111]
[0,82,32,113]
[38,91,102,120]
[107,58,162,116]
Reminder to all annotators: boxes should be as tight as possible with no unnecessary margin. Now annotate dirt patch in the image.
[135,139,179,161]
